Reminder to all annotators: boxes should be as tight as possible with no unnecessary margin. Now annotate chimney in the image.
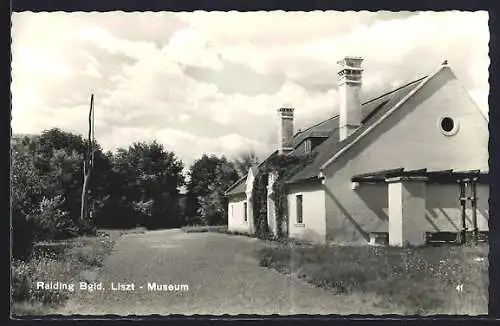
[277,105,294,154]
[337,56,363,141]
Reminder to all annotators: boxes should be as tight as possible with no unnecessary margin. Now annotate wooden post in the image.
[471,177,479,244]
[80,94,94,221]
[458,180,467,244]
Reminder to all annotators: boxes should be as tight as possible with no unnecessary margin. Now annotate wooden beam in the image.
[351,167,404,179]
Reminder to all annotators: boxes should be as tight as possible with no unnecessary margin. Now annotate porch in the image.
[351,168,489,247]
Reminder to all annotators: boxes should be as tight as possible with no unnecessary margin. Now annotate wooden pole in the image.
[80,94,94,221]
[91,94,95,168]
[458,180,467,244]
[471,177,478,244]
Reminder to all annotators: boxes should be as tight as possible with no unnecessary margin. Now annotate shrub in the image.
[11,259,31,302]
[30,195,78,241]
[257,243,488,314]
[11,256,71,305]
[11,209,36,261]
[94,198,139,229]
[182,225,228,233]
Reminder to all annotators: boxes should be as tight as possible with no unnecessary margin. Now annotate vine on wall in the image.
[251,152,318,240]
[251,169,271,239]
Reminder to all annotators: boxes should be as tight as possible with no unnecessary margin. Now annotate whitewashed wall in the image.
[287,182,326,243]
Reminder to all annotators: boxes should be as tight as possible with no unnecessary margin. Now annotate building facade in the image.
[225,57,489,246]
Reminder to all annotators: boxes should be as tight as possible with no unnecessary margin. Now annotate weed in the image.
[257,243,488,315]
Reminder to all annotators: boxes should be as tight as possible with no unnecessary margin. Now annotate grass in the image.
[257,242,488,315]
[10,228,135,317]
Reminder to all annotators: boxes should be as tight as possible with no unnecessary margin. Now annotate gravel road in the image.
[54,229,388,316]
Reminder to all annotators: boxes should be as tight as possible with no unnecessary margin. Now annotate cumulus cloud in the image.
[11,11,489,168]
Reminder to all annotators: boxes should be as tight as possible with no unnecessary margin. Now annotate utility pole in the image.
[80,94,95,221]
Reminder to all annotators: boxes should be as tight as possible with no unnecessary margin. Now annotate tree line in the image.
[11,128,259,260]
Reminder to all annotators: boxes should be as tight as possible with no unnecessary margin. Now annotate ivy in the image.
[251,152,318,240]
[252,170,272,239]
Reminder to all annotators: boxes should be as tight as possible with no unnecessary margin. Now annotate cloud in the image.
[178,113,191,123]
[12,46,71,78]
[167,28,224,70]
[11,11,489,169]
[83,62,102,79]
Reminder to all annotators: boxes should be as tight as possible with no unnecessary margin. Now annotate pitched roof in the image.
[225,64,468,196]
[225,75,424,196]
[285,116,338,150]
[224,154,277,196]
[286,74,428,184]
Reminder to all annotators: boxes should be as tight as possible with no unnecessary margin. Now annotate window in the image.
[441,117,454,132]
[304,139,312,153]
[296,195,303,224]
[439,115,459,136]
[230,204,234,218]
[243,202,248,221]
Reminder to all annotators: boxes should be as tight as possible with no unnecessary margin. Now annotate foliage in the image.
[251,152,318,239]
[181,225,228,233]
[30,195,78,241]
[30,128,112,228]
[11,256,71,305]
[251,170,272,239]
[11,129,110,251]
[12,126,257,253]
[110,141,185,229]
[11,232,118,310]
[11,137,44,217]
[11,138,42,260]
[186,154,239,225]
[258,243,488,315]
[233,149,260,178]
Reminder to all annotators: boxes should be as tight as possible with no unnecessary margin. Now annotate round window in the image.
[439,115,459,136]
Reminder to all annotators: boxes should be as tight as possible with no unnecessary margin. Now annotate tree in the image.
[185,154,224,224]
[186,154,239,225]
[233,149,260,178]
[110,141,185,229]
[11,138,42,259]
[26,128,111,230]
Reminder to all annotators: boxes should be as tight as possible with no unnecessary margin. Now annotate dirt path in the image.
[54,229,390,315]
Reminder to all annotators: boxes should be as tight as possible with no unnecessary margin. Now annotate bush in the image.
[11,259,31,302]
[94,198,139,229]
[30,196,78,241]
[11,209,36,261]
[11,256,70,305]
[257,243,488,314]
[182,225,228,233]
[11,233,119,311]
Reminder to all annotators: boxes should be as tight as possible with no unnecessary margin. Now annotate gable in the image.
[225,63,487,193]
[225,159,274,196]
[245,166,256,193]
[322,65,489,177]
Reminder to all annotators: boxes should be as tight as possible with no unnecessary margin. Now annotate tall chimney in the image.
[337,56,363,141]
[277,106,294,154]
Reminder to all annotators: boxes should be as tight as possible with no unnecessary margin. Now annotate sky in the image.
[11,10,489,170]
